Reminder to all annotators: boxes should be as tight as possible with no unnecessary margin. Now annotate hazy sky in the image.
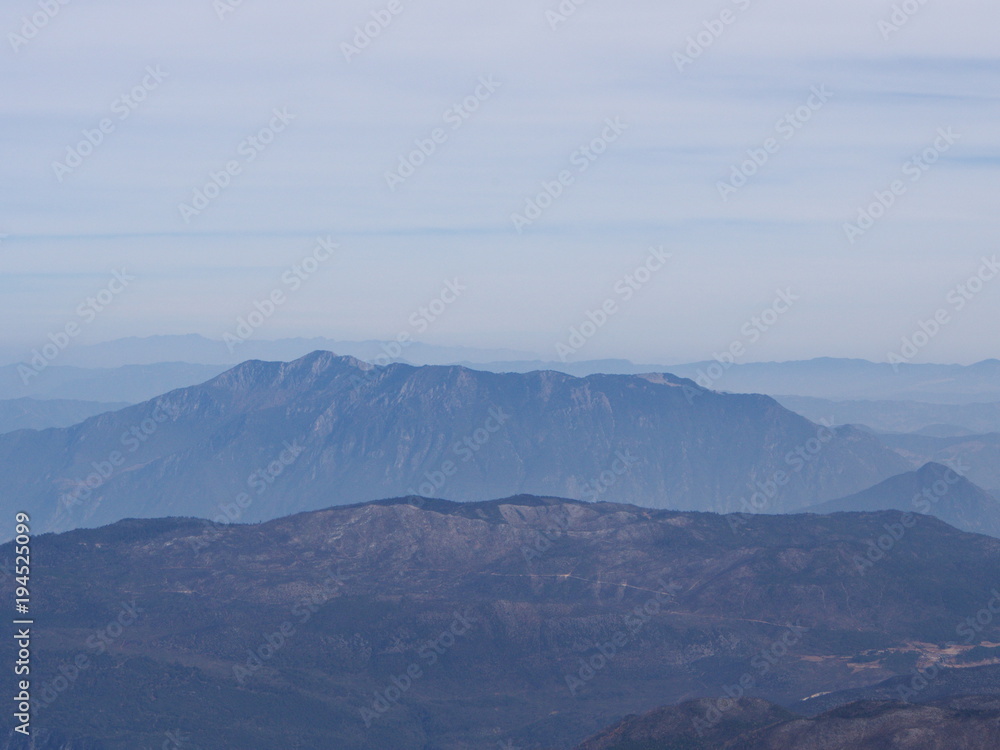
[2,0,999,364]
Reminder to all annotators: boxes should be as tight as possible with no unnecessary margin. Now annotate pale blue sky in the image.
[2,0,999,364]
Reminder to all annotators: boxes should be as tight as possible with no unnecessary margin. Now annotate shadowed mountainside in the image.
[3,496,1000,748]
[0,352,909,534]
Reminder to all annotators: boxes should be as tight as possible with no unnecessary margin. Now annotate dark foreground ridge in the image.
[574,695,1000,749]
[3,496,1000,748]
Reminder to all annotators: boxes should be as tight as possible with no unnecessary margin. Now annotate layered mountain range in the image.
[808,462,1000,537]
[0,351,912,534]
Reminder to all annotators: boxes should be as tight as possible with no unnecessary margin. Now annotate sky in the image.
[2,0,999,365]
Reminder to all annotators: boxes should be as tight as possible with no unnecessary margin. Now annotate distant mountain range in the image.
[774,395,1000,435]
[467,357,1000,405]
[0,334,536,369]
[808,462,1000,537]
[0,362,226,403]
[876,433,1000,494]
[0,351,910,534]
[4,335,999,406]
[5,497,1000,749]
[0,397,127,435]
[662,358,1000,405]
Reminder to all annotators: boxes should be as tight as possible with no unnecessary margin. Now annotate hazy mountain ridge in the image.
[808,462,1000,537]
[0,362,227,403]
[6,337,1000,407]
[0,351,911,534]
[774,395,1000,435]
[875,432,1000,492]
[0,334,535,369]
[0,398,128,435]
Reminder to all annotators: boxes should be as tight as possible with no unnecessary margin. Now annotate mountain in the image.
[573,697,797,749]
[808,462,1000,537]
[0,362,227,403]
[727,696,1000,749]
[773,395,1000,435]
[0,351,909,534]
[0,398,128,434]
[875,432,1000,492]
[574,696,1000,749]
[4,497,1000,749]
[799,664,1000,716]
[461,358,1000,404]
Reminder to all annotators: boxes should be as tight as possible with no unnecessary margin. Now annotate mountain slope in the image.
[4,498,1000,749]
[876,432,1000,491]
[0,351,909,533]
[727,696,1000,749]
[0,397,128,434]
[0,362,227,402]
[573,697,796,749]
[574,696,1000,749]
[808,462,1000,537]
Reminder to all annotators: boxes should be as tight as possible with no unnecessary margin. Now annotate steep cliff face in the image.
[0,352,908,533]
[4,497,1000,749]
